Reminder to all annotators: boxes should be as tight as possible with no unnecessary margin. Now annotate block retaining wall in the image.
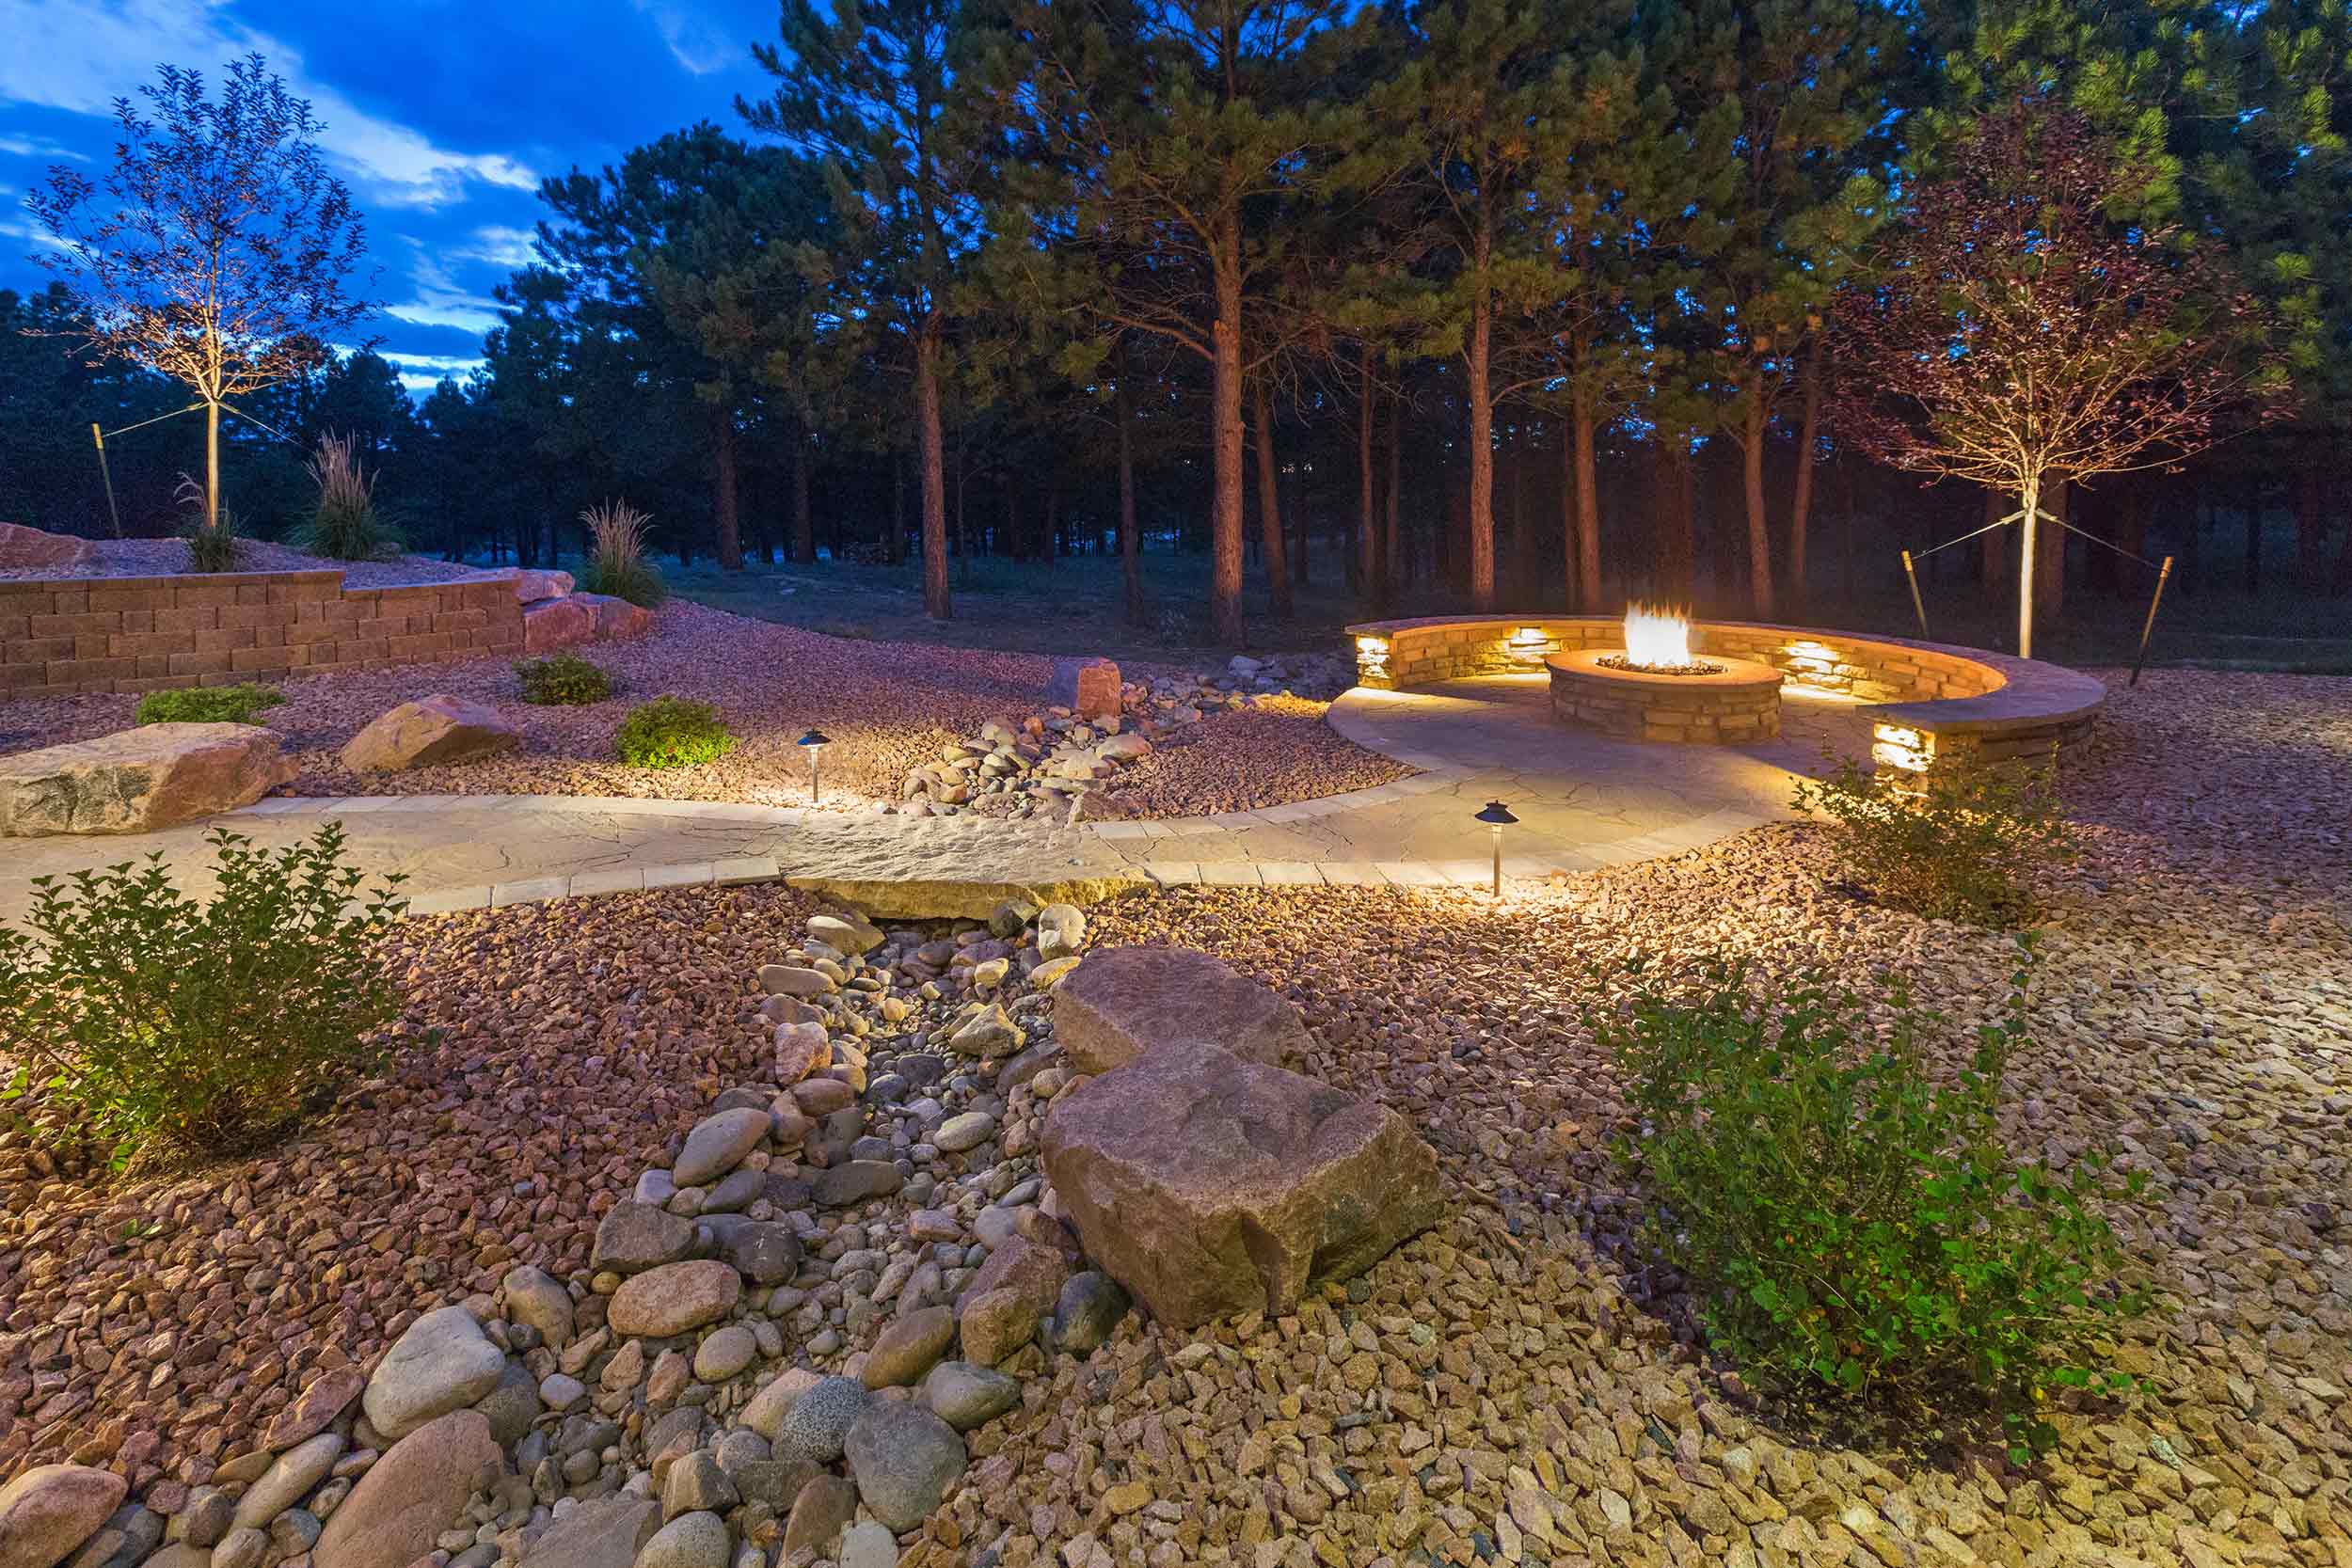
[0,569,523,700]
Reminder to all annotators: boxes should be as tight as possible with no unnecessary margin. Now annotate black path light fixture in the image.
[797,728,829,804]
[1474,800,1518,897]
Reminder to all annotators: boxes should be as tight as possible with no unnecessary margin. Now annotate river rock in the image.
[773,1376,869,1465]
[1041,1039,1443,1328]
[842,1401,967,1532]
[590,1200,695,1274]
[516,1495,657,1567]
[674,1106,772,1186]
[635,1510,731,1568]
[312,1410,501,1568]
[0,1464,126,1568]
[918,1361,1021,1432]
[607,1260,740,1338]
[501,1264,575,1351]
[230,1432,344,1530]
[861,1305,955,1388]
[361,1306,506,1442]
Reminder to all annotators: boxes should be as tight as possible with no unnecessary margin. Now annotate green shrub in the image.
[1791,749,2074,927]
[134,682,287,726]
[614,696,736,768]
[1598,953,2150,1459]
[516,653,615,706]
[579,499,667,609]
[292,431,403,562]
[0,824,407,1166]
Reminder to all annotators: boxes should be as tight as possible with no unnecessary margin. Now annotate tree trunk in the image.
[713,404,742,571]
[791,419,814,566]
[1571,372,1601,611]
[1558,425,1580,608]
[1251,377,1293,618]
[915,328,951,619]
[1359,348,1379,607]
[1209,255,1247,645]
[2018,471,2042,657]
[204,396,221,531]
[1117,349,1146,625]
[1740,371,1773,617]
[1465,284,1496,610]
[1789,349,1821,608]
[1386,392,1403,597]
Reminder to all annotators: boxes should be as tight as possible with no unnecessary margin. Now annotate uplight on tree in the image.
[27,54,375,531]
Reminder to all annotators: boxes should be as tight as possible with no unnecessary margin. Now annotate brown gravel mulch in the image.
[0,537,490,586]
[0,600,1406,817]
[0,668,2344,1560]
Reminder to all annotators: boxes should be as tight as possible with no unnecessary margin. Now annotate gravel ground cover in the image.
[0,599,1406,816]
[0,668,2344,1567]
[0,536,490,586]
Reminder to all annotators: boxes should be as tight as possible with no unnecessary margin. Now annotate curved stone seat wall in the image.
[1344,616,2106,770]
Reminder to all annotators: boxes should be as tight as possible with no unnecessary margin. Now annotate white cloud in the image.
[360,347,485,396]
[382,251,504,336]
[0,0,535,209]
[632,0,736,75]
[0,134,87,161]
[456,224,538,268]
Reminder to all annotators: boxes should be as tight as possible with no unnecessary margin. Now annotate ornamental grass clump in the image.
[133,681,285,725]
[580,499,667,609]
[1598,951,2151,1460]
[1792,749,2074,927]
[0,824,407,1168]
[614,695,736,768]
[294,430,402,561]
[515,652,614,705]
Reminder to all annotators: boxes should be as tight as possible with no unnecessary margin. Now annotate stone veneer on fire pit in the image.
[1545,647,1787,742]
[1344,615,2108,772]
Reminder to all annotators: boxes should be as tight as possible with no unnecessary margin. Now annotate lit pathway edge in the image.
[1,676,1853,922]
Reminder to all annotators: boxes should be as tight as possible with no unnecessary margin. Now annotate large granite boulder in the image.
[1047,657,1121,721]
[0,1464,126,1568]
[0,722,292,836]
[1041,1039,1443,1329]
[338,693,518,772]
[1052,946,1313,1077]
[361,1306,507,1442]
[311,1410,502,1568]
[521,595,596,654]
[0,522,94,570]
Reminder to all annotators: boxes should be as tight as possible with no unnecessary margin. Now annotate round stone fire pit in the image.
[1546,648,1785,743]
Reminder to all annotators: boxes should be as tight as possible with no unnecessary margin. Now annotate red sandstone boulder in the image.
[1051,945,1313,1077]
[0,522,95,570]
[339,693,519,772]
[313,1410,502,1568]
[1047,656,1121,721]
[513,567,573,604]
[0,1464,126,1568]
[574,590,654,640]
[0,722,293,836]
[1041,1039,1444,1329]
[521,595,596,654]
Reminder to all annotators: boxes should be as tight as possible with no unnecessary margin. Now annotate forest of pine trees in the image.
[8,0,2352,644]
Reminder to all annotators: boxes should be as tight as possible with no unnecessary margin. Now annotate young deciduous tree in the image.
[27,54,373,530]
[1828,101,2289,657]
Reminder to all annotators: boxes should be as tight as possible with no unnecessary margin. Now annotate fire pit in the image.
[1547,606,1784,742]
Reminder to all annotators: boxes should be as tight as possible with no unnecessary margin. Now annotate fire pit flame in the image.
[1622,604,1697,671]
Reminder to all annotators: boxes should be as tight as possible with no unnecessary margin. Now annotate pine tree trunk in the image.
[1789,350,1821,608]
[1044,488,1060,568]
[1359,348,1379,606]
[1386,393,1403,598]
[1465,277,1497,610]
[1210,253,1247,646]
[1251,378,1292,619]
[713,404,743,571]
[2243,480,2263,594]
[916,327,951,620]
[1740,372,1773,617]
[1572,372,1601,612]
[792,420,814,566]
[1117,351,1145,625]
[1558,425,1580,608]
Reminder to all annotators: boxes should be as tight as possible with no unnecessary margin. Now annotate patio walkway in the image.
[0,676,1871,921]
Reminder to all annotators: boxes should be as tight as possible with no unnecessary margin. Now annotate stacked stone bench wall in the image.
[1346,614,2106,771]
[0,570,526,700]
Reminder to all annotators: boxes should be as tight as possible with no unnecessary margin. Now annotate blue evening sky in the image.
[1,0,784,394]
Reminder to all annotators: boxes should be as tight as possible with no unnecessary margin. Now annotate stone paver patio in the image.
[0,675,1874,921]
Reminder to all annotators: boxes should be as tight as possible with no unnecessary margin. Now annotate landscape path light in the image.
[1474,800,1518,897]
[797,729,830,804]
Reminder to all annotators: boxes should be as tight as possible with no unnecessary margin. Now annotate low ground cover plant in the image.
[1792,749,2074,926]
[133,682,286,726]
[0,824,407,1166]
[516,652,614,705]
[1597,952,2150,1459]
[614,695,735,768]
[580,498,667,609]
